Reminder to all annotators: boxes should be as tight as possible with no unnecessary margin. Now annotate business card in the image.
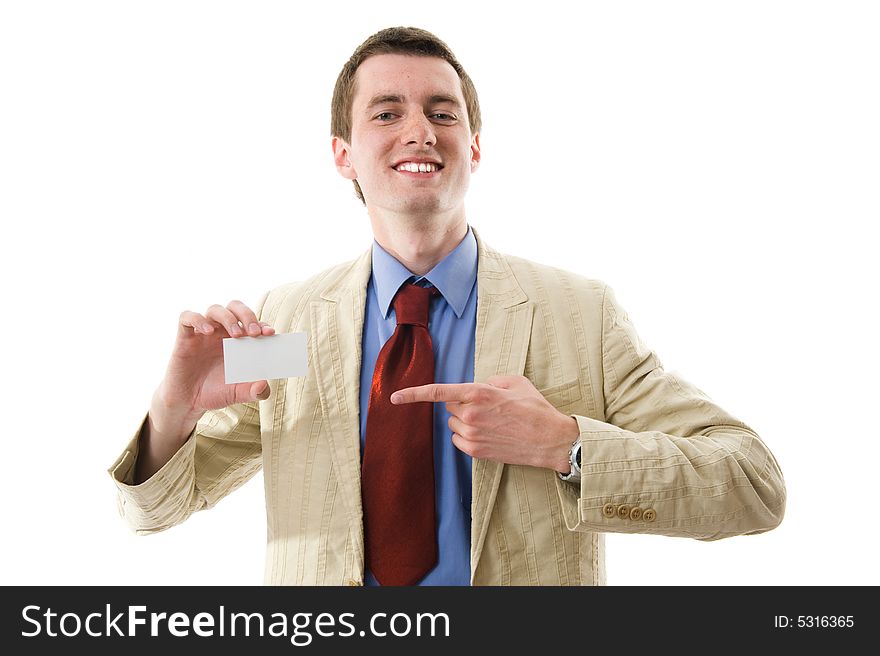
[222,332,307,384]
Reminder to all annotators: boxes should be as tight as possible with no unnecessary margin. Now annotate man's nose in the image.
[401,112,436,146]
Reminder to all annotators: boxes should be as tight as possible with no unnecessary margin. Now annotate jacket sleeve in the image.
[557,284,786,540]
[108,292,269,535]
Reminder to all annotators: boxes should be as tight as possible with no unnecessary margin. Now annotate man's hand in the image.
[391,375,579,473]
[136,301,275,485]
[154,300,276,431]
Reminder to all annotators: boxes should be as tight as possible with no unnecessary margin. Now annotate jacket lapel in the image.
[469,229,533,581]
[309,249,372,570]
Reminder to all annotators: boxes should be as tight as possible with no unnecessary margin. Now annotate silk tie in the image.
[362,282,438,586]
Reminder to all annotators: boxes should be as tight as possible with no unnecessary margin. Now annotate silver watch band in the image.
[557,438,582,483]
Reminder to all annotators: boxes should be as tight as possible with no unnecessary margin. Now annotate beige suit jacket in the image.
[109,231,786,585]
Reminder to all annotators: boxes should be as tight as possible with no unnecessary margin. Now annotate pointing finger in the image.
[390,383,482,405]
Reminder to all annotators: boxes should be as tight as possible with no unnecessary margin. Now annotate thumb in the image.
[251,381,271,401]
[485,374,524,389]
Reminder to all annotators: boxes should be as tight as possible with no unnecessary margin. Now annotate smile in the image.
[394,161,443,173]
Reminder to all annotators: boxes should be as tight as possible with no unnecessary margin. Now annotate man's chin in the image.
[364,186,460,217]
[385,193,446,216]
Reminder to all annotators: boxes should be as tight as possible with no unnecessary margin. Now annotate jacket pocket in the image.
[538,378,583,415]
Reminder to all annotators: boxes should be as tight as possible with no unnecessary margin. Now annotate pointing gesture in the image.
[391,375,579,473]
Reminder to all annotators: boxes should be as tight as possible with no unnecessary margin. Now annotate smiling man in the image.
[334,53,479,228]
[110,27,786,586]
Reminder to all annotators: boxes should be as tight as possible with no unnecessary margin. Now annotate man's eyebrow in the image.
[366,94,405,109]
[427,94,462,108]
[364,93,463,109]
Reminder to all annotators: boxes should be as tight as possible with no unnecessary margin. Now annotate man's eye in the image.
[431,113,456,121]
[375,112,396,121]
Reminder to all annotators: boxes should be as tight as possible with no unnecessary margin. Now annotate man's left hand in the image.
[391,375,579,473]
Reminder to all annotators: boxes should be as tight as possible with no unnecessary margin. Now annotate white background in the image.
[1,0,877,586]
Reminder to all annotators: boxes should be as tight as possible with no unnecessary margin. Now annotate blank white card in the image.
[222,332,308,384]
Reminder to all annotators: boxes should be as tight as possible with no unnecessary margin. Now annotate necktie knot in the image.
[392,283,437,327]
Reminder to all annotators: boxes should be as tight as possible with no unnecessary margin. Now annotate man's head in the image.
[331,27,481,215]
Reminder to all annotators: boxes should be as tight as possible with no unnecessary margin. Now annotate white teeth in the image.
[396,162,439,173]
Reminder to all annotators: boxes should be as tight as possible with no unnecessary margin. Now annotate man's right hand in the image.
[155,300,276,426]
[136,300,274,484]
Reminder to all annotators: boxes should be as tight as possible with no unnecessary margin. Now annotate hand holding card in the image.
[140,301,284,484]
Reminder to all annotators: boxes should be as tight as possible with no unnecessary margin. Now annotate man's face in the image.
[333,54,480,217]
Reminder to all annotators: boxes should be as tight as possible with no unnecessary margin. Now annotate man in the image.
[109,27,786,586]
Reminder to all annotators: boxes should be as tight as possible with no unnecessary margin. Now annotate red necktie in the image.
[361,282,438,586]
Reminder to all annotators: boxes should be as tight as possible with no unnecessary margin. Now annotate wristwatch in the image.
[557,438,582,483]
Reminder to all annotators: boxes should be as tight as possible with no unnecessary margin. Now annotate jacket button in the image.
[629,506,643,520]
[602,503,616,518]
[617,504,630,519]
[642,508,656,522]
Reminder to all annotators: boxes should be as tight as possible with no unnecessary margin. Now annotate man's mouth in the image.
[394,161,443,173]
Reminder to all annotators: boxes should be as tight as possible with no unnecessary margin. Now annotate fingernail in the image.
[202,324,213,333]
[249,323,260,333]
[230,325,242,336]
[390,392,401,404]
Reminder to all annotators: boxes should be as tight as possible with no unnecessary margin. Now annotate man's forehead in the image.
[352,54,464,104]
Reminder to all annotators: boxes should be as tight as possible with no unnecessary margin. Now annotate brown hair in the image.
[331,27,482,203]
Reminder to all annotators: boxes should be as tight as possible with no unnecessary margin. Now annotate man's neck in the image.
[369,210,468,277]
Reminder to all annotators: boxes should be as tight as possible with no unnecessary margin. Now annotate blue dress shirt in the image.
[359,227,477,586]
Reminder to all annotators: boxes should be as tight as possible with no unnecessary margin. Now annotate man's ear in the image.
[470,132,481,172]
[332,136,358,180]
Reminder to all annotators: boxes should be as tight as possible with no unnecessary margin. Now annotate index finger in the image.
[226,300,264,336]
[390,383,481,405]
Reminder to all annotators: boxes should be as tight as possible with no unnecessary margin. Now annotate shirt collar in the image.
[371,225,478,319]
